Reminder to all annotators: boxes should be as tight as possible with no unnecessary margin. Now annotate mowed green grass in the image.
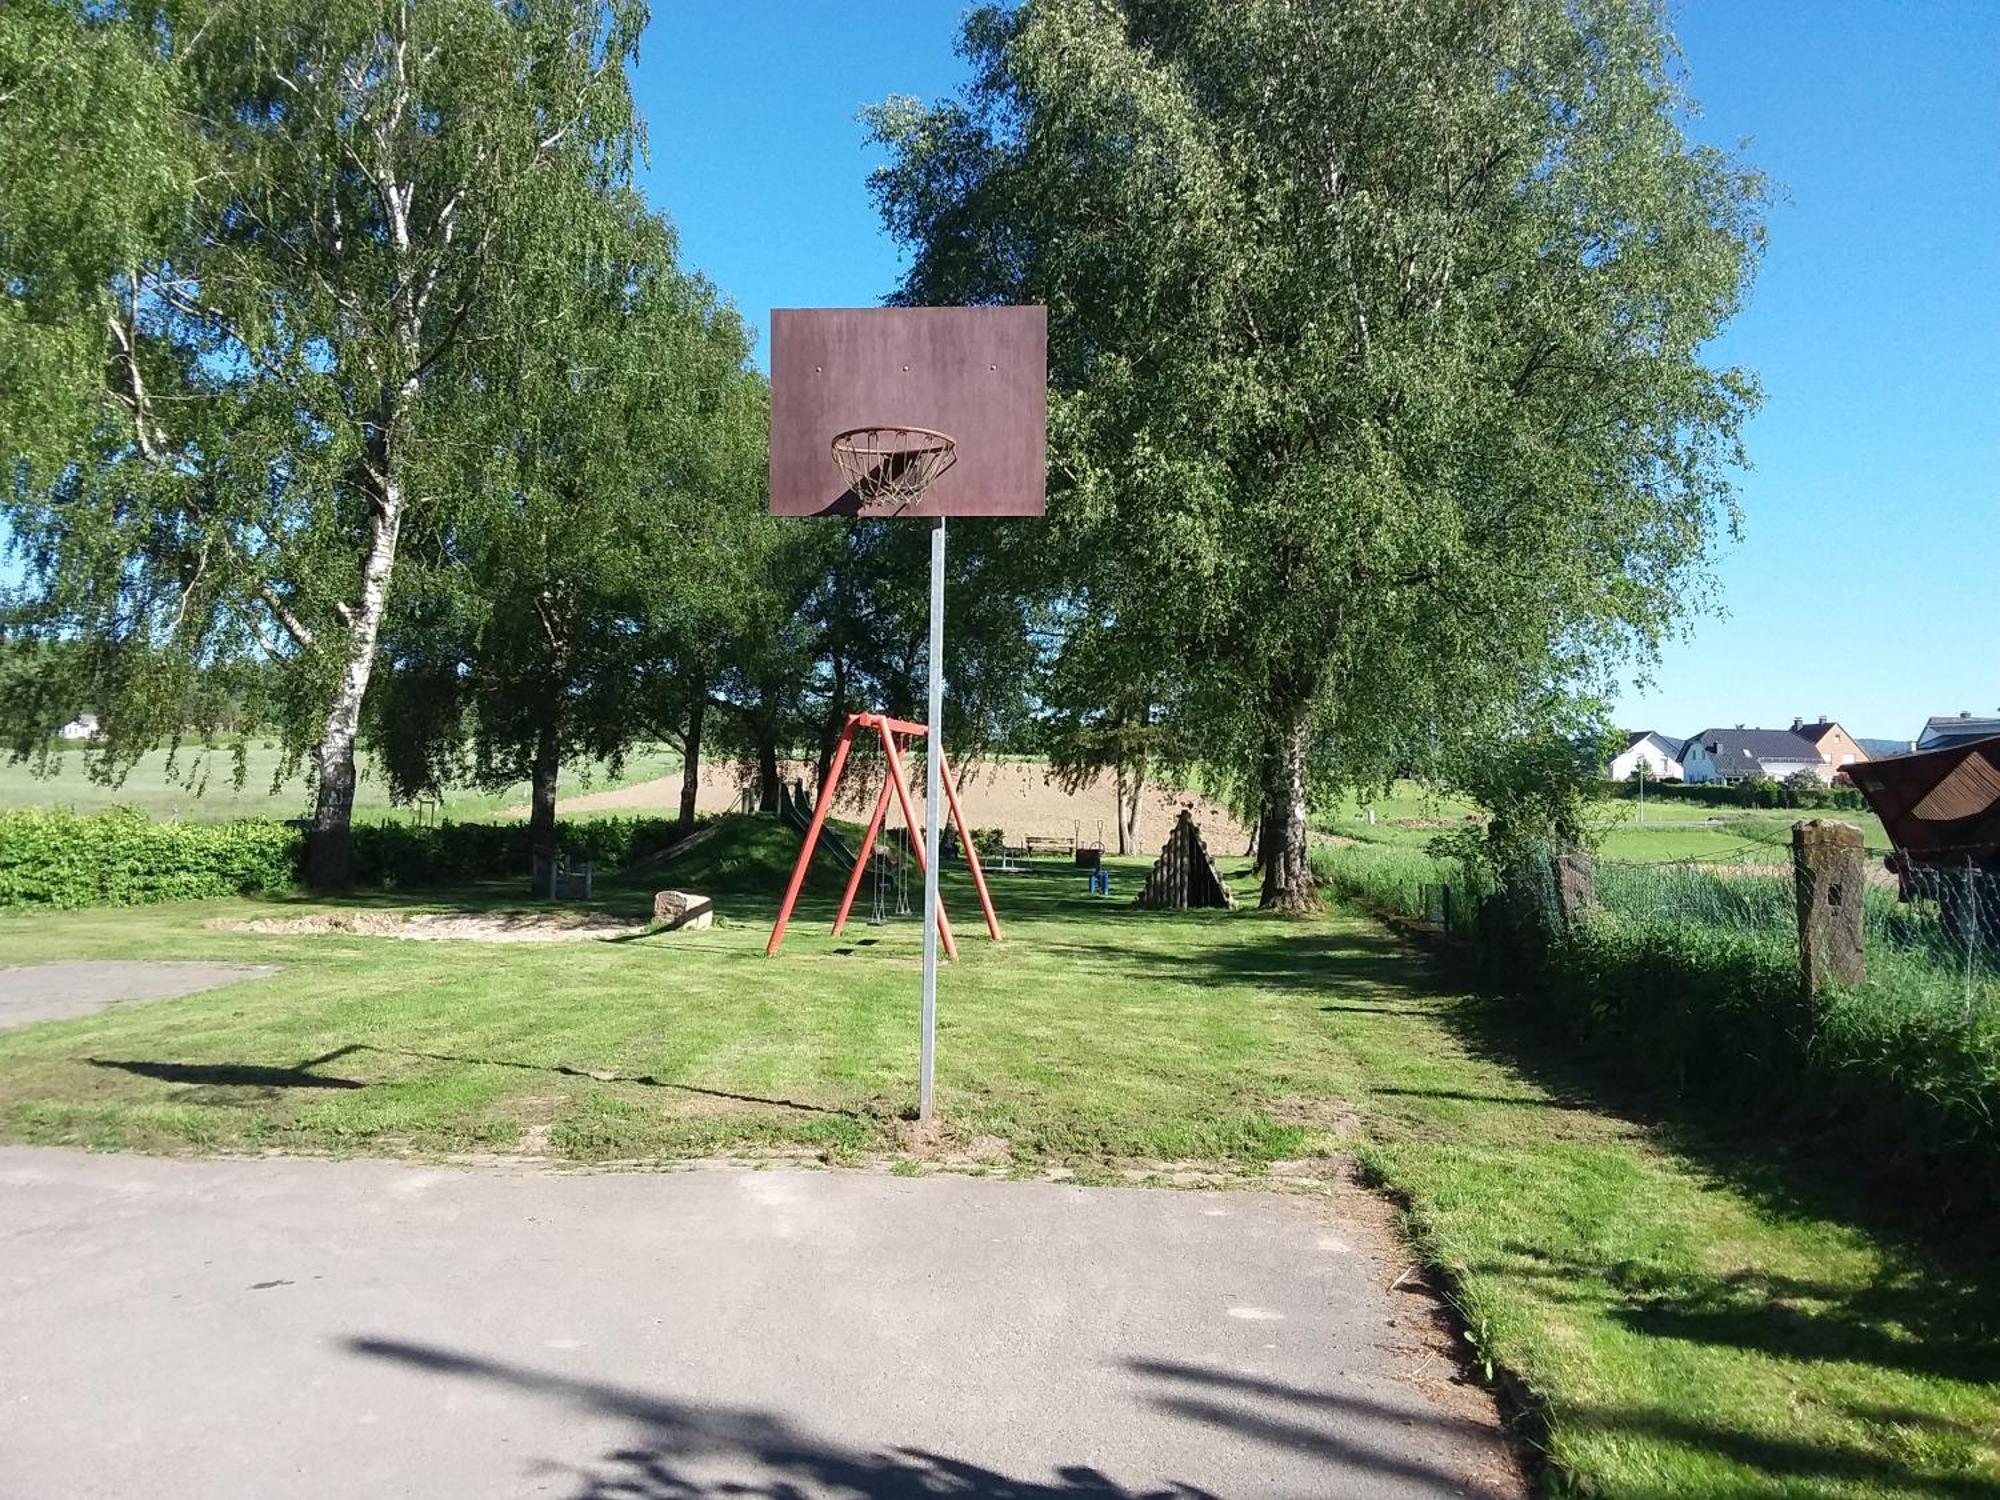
[0,740,684,822]
[1319,780,1891,863]
[0,820,1990,1497]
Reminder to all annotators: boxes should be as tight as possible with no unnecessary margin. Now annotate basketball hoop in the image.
[831,426,957,515]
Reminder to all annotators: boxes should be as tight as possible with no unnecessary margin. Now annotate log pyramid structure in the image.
[1135,809,1236,910]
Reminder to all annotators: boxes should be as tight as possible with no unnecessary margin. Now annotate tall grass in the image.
[1313,839,2000,1225]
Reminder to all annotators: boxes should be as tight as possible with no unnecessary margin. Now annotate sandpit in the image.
[209,910,649,943]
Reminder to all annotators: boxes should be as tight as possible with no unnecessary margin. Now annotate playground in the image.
[0,822,1318,1163]
[2,819,1995,1496]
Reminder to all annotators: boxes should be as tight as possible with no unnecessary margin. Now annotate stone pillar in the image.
[1554,851,1598,932]
[1793,819,1866,993]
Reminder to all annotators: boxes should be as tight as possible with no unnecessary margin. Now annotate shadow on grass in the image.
[1028,930,1417,996]
[1475,1239,1997,1388]
[84,1042,854,1118]
[1559,1405,2000,1499]
[87,1057,363,1090]
[1367,1086,1583,1109]
[342,1336,1517,1498]
[1185,912,2000,1415]
[349,1043,859,1118]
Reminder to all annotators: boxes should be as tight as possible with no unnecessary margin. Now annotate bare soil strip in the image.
[541,760,1252,850]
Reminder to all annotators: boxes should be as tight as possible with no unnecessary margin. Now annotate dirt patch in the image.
[209,911,648,943]
[1695,860,1898,888]
[537,759,1253,850]
[1269,1095,1366,1141]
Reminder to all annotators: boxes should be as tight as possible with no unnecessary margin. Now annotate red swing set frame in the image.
[765,712,1001,959]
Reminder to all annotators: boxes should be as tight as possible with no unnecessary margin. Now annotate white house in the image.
[1678,727,1830,785]
[57,714,100,742]
[1609,731,1683,782]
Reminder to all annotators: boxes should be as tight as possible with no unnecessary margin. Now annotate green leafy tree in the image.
[867,0,1765,908]
[1,1,193,479]
[369,190,767,858]
[1,0,644,885]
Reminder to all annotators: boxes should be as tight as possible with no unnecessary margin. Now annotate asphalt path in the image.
[0,1149,1523,1499]
[0,960,276,1031]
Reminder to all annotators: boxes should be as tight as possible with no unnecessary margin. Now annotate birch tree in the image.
[370,192,768,859]
[1,0,643,885]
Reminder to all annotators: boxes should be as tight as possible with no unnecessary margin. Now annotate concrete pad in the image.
[0,960,277,1031]
[0,1150,1523,1499]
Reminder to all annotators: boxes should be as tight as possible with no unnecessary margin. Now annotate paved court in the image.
[0,1149,1523,1499]
[0,960,276,1031]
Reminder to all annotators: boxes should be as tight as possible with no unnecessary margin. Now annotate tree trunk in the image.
[756,724,781,813]
[678,691,705,833]
[528,718,560,860]
[1259,707,1317,911]
[308,161,420,889]
[816,656,847,797]
[1115,760,1145,855]
[1249,734,1276,875]
[305,484,404,889]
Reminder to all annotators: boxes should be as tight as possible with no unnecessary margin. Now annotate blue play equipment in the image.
[1087,869,1112,896]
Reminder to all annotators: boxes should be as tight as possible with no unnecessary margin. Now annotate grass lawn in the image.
[0,740,683,822]
[0,818,1991,1497]
[1318,780,1891,863]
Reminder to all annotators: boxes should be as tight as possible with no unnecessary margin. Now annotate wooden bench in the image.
[1022,834,1075,859]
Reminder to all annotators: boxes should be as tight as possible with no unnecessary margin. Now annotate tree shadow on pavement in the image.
[342,1337,1517,1500]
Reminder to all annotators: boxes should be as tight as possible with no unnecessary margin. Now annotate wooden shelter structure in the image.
[1135,810,1236,910]
[1847,735,2000,877]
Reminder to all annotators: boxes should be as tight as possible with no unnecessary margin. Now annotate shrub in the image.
[1602,778,1864,813]
[0,807,300,910]
[0,808,689,909]
[1310,839,2000,1224]
[349,815,684,888]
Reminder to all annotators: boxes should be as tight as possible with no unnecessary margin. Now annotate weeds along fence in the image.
[1314,836,2000,1221]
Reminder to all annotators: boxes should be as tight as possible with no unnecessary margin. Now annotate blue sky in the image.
[635,0,1998,746]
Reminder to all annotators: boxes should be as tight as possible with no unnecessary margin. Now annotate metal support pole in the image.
[920,517,946,1122]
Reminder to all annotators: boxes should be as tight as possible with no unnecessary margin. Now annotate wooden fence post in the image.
[1793,819,1866,993]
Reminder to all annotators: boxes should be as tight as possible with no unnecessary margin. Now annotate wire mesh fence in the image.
[1583,853,2000,1016]
[1312,832,2000,1212]
[1878,861,2000,1009]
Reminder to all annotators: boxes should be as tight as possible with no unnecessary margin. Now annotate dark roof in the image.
[1857,737,1914,759]
[1921,715,2000,747]
[1681,727,1827,776]
[1791,720,1844,742]
[1621,730,1679,754]
[1849,736,2000,868]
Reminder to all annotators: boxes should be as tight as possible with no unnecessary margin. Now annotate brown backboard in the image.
[769,306,1047,517]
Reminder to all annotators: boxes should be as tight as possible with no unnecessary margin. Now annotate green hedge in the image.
[1313,841,2000,1228]
[0,807,301,910]
[1601,777,1866,811]
[350,816,683,887]
[0,808,690,909]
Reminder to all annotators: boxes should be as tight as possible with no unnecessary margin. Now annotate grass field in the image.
[1319,781,1891,864]
[0,816,1990,1497]
[0,740,684,822]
